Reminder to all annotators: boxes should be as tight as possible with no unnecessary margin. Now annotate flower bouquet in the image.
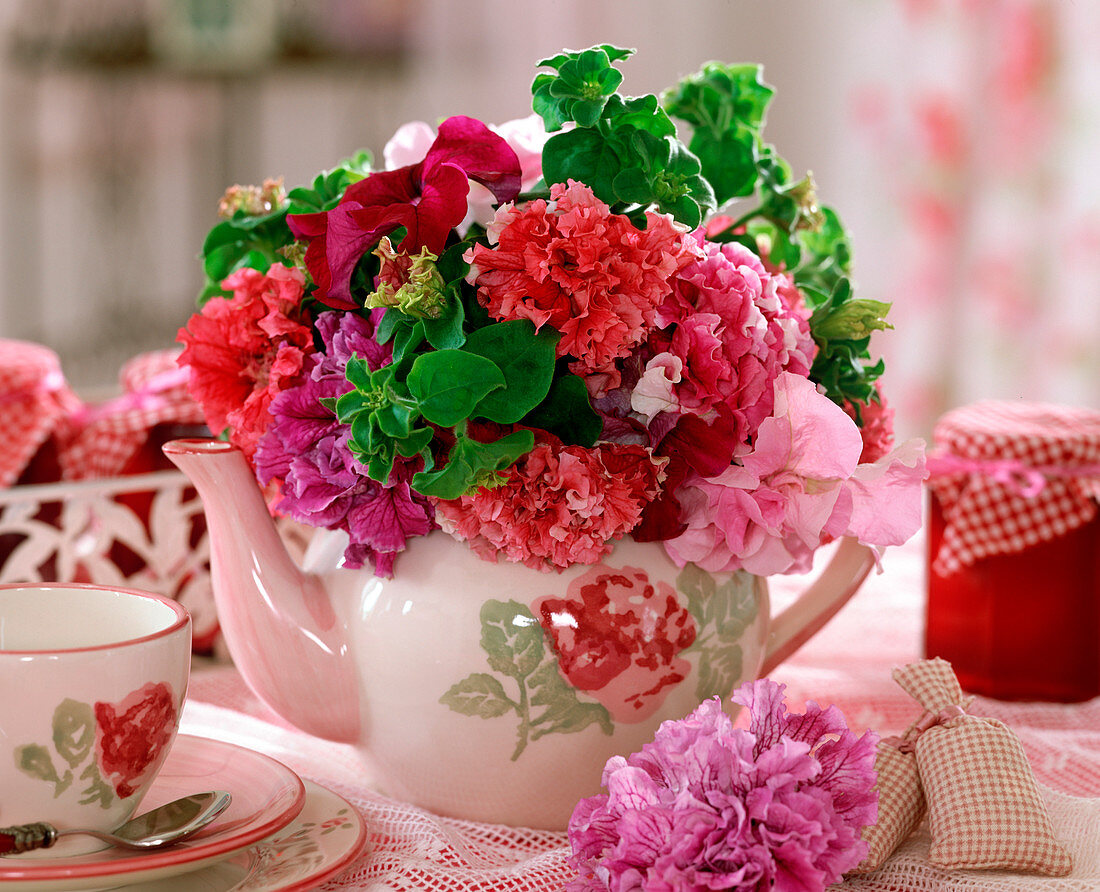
[178,45,924,580]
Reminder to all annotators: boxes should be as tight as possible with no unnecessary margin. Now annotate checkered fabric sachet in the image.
[895,658,1073,875]
[0,339,82,487]
[60,349,205,481]
[927,400,1100,575]
[849,737,925,873]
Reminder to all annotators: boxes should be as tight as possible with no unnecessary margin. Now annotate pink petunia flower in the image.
[647,235,815,450]
[567,680,879,891]
[288,115,522,309]
[663,372,925,576]
[465,181,700,390]
[177,264,314,460]
[434,440,665,572]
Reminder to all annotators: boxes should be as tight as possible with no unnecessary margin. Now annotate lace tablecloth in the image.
[183,528,1100,891]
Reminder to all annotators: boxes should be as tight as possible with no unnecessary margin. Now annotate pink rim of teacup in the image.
[0,582,190,654]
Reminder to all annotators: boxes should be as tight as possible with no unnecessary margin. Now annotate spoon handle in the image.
[0,823,58,855]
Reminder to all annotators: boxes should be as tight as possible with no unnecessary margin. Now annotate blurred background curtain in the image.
[0,0,1097,439]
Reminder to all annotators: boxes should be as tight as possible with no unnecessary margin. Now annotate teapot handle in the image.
[759,537,876,676]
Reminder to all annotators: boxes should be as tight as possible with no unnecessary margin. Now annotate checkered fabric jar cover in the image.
[927,400,1100,575]
[60,349,205,481]
[897,659,1073,874]
[0,339,82,487]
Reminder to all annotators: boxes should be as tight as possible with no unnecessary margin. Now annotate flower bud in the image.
[367,238,447,319]
[814,298,893,340]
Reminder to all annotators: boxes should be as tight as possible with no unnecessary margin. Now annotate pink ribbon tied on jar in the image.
[850,658,1072,877]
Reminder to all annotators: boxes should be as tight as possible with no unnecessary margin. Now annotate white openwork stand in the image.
[0,470,217,642]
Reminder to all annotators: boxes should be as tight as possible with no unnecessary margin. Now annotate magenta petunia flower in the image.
[288,116,522,309]
[567,680,879,892]
[255,309,435,576]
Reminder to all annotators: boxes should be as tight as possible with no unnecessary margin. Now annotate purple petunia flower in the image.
[255,309,435,576]
[567,679,879,892]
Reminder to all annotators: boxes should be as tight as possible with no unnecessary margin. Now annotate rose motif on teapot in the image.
[532,565,696,723]
[440,559,759,758]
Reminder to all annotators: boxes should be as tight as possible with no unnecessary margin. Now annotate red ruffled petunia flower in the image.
[288,115,522,309]
[178,264,314,460]
[434,440,665,572]
[465,181,700,389]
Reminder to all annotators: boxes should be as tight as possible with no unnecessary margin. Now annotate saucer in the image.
[137,780,368,891]
[0,734,306,891]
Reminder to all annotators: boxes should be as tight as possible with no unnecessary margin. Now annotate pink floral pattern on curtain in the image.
[853,0,1100,436]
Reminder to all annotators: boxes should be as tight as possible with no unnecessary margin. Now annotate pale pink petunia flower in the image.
[664,373,925,576]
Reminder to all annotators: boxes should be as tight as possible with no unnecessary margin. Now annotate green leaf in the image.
[394,425,434,458]
[609,131,714,227]
[695,643,744,702]
[662,62,774,204]
[571,97,607,129]
[375,403,417,439]
[197,211,292,303]
[528,662,614,739]
[439,673,516,718]
[542,128,623,200]
[464,320,559,423]
[285,150,372,214]
[689,126,758,202]
[406,350,505,427]
[664,62,773,136]
[523,374,602,446]
[411,429,534,499]
[375,308,400,345]
[610,166,653,205]
[343,354,374,392]
[422,285,467,350]
[532,74,568,132]
[52,699,95,768]
[392,319,426,363]
[479,600,545,680]
[602,94,677,140]
[531,45,633,132]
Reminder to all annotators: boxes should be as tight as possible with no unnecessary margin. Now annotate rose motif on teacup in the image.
[94,682,178,799]
[14,681,177,807]
[532,566,697,723]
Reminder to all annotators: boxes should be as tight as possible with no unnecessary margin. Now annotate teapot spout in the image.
[164,439,359,743]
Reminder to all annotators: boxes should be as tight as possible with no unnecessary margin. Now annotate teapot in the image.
[165,438,874,830]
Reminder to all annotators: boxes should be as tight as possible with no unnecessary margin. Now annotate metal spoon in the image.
[0,791,232,855]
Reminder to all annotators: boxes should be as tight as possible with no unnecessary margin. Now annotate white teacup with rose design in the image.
[0,583,191,857]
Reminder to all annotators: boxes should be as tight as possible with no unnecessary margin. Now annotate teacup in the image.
[0,583,191,856]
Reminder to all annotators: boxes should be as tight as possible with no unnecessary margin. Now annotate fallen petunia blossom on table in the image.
[566,678,879,891]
